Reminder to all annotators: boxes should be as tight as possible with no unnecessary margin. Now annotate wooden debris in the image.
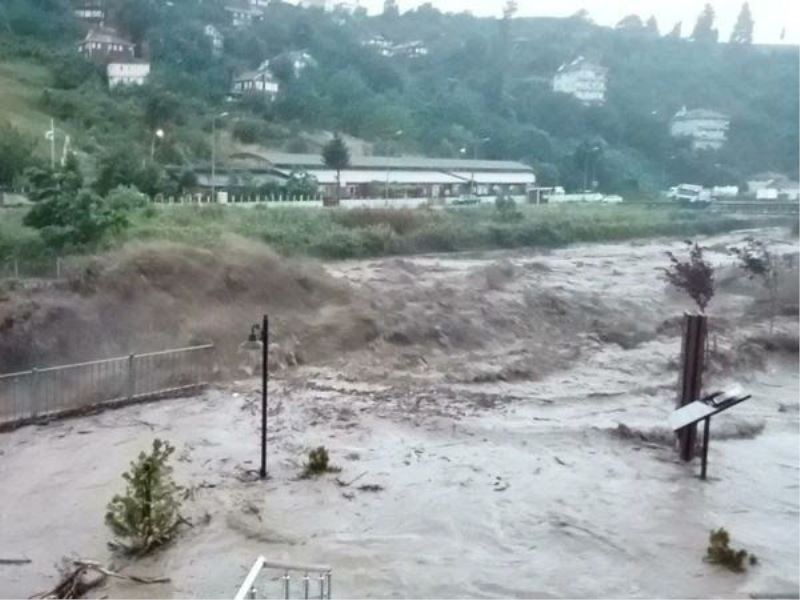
[0,558,31,565]
[357,484,384,492]
[335,471,368,487]
[32,559,169,599]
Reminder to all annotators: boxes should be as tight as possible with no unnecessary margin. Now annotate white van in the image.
[669,184,711,205]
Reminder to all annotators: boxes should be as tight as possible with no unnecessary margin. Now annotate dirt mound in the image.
[0,239,378,371]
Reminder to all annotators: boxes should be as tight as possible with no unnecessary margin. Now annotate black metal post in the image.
[700,416,710,480]
[260,314,268,479]
[678,314,707,461]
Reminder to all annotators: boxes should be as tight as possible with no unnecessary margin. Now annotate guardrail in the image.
[619,200,800,214]
[235,557,332,600]
[710,200,800,215]
[0,344,214,430]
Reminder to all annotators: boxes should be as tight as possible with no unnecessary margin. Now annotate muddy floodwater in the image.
[1,230,798,598]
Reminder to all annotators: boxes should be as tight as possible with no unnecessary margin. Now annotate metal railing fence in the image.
[0,255,95,281]
[0,344,214,428]
[235,557,332,600]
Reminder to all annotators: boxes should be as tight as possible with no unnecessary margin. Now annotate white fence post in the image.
[127,353,136,401]
[31,367,39,418]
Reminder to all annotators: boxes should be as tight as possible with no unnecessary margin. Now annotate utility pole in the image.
[47,119,56,170]
[211,112,228,202]
[472,137,490,196]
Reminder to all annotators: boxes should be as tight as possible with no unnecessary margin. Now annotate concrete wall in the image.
[154,194,534,209]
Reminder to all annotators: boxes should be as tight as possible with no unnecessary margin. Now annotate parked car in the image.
[668,184,711,206]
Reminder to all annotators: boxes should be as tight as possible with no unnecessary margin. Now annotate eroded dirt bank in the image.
[0,229,798,598]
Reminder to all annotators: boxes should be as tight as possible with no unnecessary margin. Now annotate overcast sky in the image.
[356,0,799,44]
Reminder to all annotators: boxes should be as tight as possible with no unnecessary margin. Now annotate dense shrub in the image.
[333,208,423,235]
[302,446,340,477]
[231,118,271,145]
[705,528,756,572]
[0,121,37,187]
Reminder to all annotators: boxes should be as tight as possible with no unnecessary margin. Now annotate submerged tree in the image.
[663,241,715,313]
[729,238,779,331]
[322,133,350,207]
[105,439,184,555]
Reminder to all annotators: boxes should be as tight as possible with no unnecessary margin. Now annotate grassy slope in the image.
[0,203,773,274]
[0,60,53,146]
[124,204,766,261]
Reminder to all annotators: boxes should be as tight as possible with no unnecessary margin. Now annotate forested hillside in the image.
[1,0,797,195]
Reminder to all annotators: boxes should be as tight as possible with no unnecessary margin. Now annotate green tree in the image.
[285,170,318,198]
[729,238,779,331]
[663,241,715,313]
[730,3,754,44]
[691,4,719,43]
[109,0,159,45]
[24,188,129,251]
[322,134,350,206]
[106,439,183,555]
[106,185,147,211]
[0,122,36,187]
[645,16,659,35]
[667,21,682,37]
[23,156,129,250]
[94,145,164,196]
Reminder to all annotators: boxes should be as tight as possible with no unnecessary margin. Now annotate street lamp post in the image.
[461,137,490,196]
[211,112,229,203]
[241,315,269,479]
[150,128,165,162]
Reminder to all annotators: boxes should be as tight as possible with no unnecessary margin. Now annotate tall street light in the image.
[241,315,269,479]
[150,128,165,162]
[211,112,229,202]
[461,137,490,196]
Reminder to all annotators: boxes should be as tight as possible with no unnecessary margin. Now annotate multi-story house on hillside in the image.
[224,3,264,27]
[78,27,135,63]
[669,107,730,151]
[107,60,150,88]
[231,61,280,100]
[552,56,607,105]
[362,36,429,58]
[72,0,105,24]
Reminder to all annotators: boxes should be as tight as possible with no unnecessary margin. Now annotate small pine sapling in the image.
[302,446,340,478]
[729,238,779,332]
[663,241,715,313]
[705,528,757,572]
[105,439,184,555]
